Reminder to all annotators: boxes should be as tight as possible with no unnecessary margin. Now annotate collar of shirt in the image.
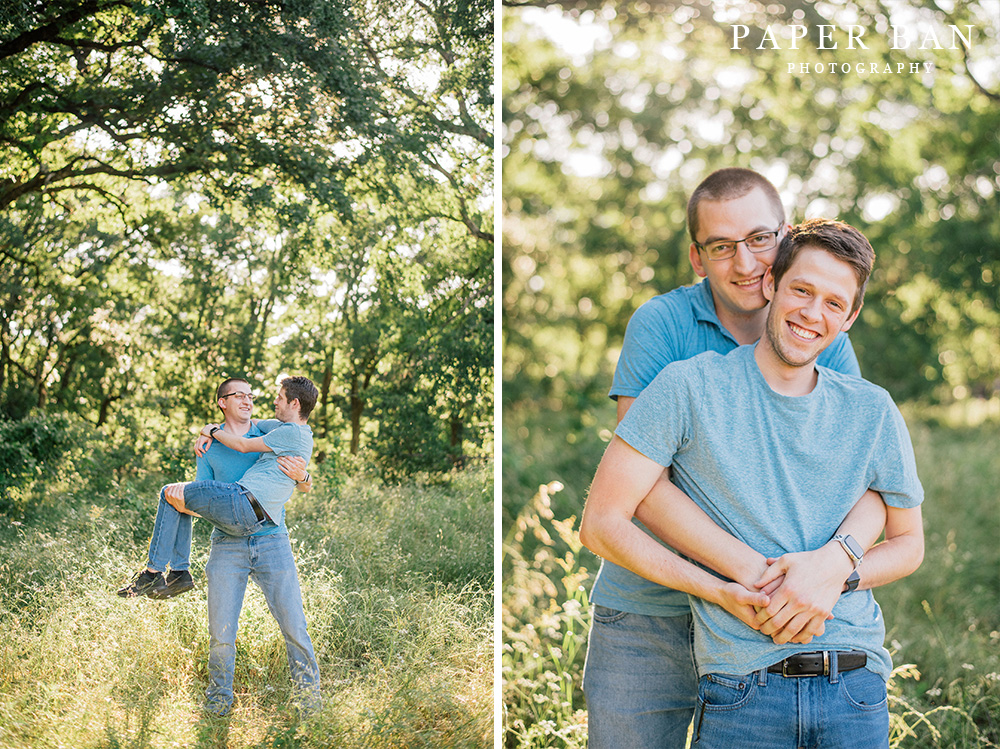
[691,280,738,346]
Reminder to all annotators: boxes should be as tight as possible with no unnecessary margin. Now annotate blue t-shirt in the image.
[592,279,863,616]
[195,422,287,537]
[236,420,314,523]
[616,346,923,681]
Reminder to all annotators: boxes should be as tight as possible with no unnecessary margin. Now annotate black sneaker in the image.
[147,569,195,600]
[117,569,163,598]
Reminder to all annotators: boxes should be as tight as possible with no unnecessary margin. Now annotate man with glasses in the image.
[582,218,923,747]
[581,170,920,747]
[118,375,322,715]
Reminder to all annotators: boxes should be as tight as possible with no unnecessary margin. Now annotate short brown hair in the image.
[771,218,875,314]
[687,168,785,242]
[216,377,250,402]
[281,376,319,419]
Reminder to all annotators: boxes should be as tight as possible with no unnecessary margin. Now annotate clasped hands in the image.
[720,544,853,646]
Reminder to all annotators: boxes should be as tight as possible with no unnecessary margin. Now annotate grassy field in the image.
[0,456,493,749]
[502,414,1000,748]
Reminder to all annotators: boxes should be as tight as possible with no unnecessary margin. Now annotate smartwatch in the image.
[844,569,861,593]
[209,425,221,437]
[832,533,864,569]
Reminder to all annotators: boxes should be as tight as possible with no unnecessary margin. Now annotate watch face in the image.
[845,536,864,560]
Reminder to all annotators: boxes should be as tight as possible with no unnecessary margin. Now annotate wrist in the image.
[296,471,311,485]
[823,540,856,580]
[731,551,769,591]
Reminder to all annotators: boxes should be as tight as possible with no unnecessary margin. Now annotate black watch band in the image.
[210,426,221,437]
[844,569,861,593]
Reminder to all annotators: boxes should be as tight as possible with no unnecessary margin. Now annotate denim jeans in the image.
[146,481,267,572]
[583,607,696,749]
[204,532,321,713]
[692,657,889,748]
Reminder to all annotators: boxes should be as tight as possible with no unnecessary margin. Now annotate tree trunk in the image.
[449,415,465,468]
[349,372,363,455]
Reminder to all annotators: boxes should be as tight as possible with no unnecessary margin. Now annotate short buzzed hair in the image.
[216,377,250,402]
[771,218,875,314]
[687,168,785,242]
[280,376,319,419]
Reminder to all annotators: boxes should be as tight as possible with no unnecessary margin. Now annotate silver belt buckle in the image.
[782,651,829,677]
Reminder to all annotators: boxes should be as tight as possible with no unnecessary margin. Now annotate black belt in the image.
[243,490,268,522]
[767,651,867,677]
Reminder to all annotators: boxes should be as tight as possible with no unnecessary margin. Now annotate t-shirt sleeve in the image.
[195,454,214,481]
[868,396,924,509]
[611,298,685,400]
[261,424,304,457]
[613,360,693,467]
[255,419,282,434]
[818,332,862,377]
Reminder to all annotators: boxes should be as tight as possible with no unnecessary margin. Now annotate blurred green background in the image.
[502,0,999,525]
[501,1,1000,746]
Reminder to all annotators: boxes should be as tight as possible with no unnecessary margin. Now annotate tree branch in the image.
[0,0,136,61]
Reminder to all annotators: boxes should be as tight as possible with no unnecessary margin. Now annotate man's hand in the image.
[752,543,853,644]
[163,482,200,517]
[194,434,213,457]
[277,456,309,484]
[716,582,772,632]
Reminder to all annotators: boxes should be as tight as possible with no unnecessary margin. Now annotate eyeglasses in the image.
[220,392,256,402]
[695,225,784,262]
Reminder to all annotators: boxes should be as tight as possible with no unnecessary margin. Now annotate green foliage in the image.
[0,0,493,479]
[502,415,1000,748]
[0,445,492,748]
[503,482,592,748]
[503,2,1000,414]
[0,413,74,502]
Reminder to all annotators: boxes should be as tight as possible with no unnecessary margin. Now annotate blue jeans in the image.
[146,481,267,572]
[204,532,321,712]
[693,659,889,748]
[583,607,696,749]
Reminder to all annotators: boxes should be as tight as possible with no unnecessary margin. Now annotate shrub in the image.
[0,413,75,512]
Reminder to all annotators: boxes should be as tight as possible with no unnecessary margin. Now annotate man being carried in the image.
[581,219,923,746]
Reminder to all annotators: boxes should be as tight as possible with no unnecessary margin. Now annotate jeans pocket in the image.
[840,668,888,711]
[591,605,629,624]
[699,673,756,711]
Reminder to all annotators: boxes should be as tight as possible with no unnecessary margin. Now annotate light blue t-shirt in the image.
[196,422,287,537]
[236,420,313,523]
[592,279,862,617]
[616,345,923,681]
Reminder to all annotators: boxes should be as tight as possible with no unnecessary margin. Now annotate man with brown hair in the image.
[118,375,322,717]
[582,219,924,747]
[580,169,922,748]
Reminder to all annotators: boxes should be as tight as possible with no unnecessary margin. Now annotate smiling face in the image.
[689,187,787,323]
[218,381,254,423]
[762,245,862,369]
[273,387,299,422]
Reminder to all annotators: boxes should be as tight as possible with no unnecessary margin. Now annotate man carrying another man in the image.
[118,375,322,717]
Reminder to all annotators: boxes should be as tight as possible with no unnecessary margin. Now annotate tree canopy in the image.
[503,0,999,418]
[1,0,493,476]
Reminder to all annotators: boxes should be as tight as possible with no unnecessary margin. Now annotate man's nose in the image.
[731,241,757,273]
[800,297,823,321]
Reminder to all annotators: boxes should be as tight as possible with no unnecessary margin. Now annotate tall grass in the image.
[0,457,493,749]
[502,418,1000,748]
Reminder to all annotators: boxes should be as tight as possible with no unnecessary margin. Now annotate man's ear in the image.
[689,243,707,278]
[841,301,863,332]
[762,267,775,302]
